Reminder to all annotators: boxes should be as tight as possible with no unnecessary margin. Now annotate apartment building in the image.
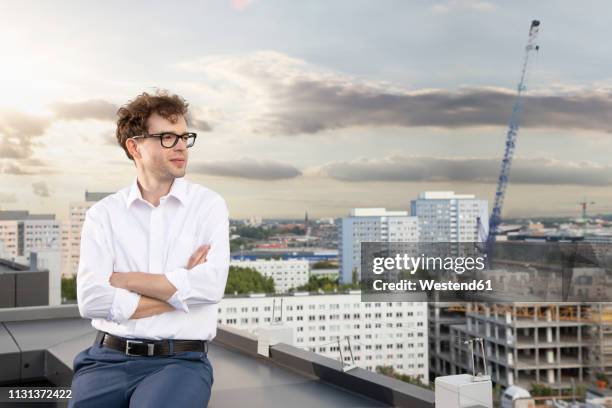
[229,258,309,293]
[339,208,419,284]
[218,291,429,382]
[63,191,112,276]
[410,191,488,242]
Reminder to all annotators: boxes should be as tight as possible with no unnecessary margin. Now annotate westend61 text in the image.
[372,279,493,292]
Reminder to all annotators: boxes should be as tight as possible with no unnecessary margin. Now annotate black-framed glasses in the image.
[131,132,197,148]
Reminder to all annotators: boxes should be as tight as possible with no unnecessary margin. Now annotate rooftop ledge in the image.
[0,304,435,408]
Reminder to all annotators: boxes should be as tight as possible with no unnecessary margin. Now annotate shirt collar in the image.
[126,176,188,209]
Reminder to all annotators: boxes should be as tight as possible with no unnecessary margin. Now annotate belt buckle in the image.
[125,340,155,356]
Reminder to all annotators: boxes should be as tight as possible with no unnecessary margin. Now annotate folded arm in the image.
[77,208,176,322]
[77,209,142,323]
[109,245,210,306]
[131,295,175,319]
[106,197,230,314]
[164,197,230,312]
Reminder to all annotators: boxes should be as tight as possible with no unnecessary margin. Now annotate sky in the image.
[1,0,612,220]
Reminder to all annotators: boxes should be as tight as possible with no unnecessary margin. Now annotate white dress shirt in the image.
[76,176,230,340]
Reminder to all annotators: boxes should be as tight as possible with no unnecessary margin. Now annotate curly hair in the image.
[116,90,190,160]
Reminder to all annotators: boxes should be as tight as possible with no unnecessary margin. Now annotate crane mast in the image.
[487,20,541,250]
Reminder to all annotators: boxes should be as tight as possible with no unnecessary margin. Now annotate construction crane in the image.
[486,20,541,253]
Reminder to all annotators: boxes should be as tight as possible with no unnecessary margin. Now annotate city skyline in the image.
[2,1,612,219]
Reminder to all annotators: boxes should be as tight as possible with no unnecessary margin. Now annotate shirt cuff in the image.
[108,288,140,324]
[165,267,190,313]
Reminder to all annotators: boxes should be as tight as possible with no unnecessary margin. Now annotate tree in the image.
[295,275,337,292]
[291,275,359,293]
[62,276,77,302]
[225,266,275,294]
[530,383,554,397]
[230,238,252,253]
[311,260,337,269]
[234,226,273,240]
[375,365,434,390]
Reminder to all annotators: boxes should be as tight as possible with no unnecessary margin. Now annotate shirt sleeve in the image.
[165,197,230,312]
[76,208,141,323]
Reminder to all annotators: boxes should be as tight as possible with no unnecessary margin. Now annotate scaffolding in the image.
[464,302,612,382]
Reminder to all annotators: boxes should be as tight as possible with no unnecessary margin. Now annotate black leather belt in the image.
[95,331,209,357]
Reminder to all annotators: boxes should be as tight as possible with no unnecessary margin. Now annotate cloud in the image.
[51,99,213,135]
[192,119,213,132]
[98,131,117,146]
[32,181,51,197]
[190,157,302,180]
[22,158,47,166]
[0,192,17,203]
[0,109,51,159]
[0,110,50,138]
[1,162,34,175]
[318,155,612,186]
[51,99,118,121]
[178,52,612,136]
[1,159,56,176]
[0,100,117,161]
[432,0,495,14]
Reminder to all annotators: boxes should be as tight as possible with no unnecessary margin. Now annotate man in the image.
[69,90,229,408]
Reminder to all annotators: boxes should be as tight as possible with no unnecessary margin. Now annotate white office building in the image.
[218,291,429,382]
[410,191,489,242]
[33,250,62,306]
[230,258,309,293]
[0,211,62,306]
[63,191,112,277]
[0,211,60,261]
[339,208,419,284]
[0,218,19,259]
[23,219,61,256]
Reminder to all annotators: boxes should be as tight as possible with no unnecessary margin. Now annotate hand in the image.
[187,244,210,269]
[109,272,131,289]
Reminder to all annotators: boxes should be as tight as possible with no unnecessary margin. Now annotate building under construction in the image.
[429,302,612,390]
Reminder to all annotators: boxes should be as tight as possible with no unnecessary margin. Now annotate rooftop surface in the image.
[0,259,32,274]
[0,305,435,408]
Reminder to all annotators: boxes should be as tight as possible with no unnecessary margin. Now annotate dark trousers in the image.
[68,341,213,408]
